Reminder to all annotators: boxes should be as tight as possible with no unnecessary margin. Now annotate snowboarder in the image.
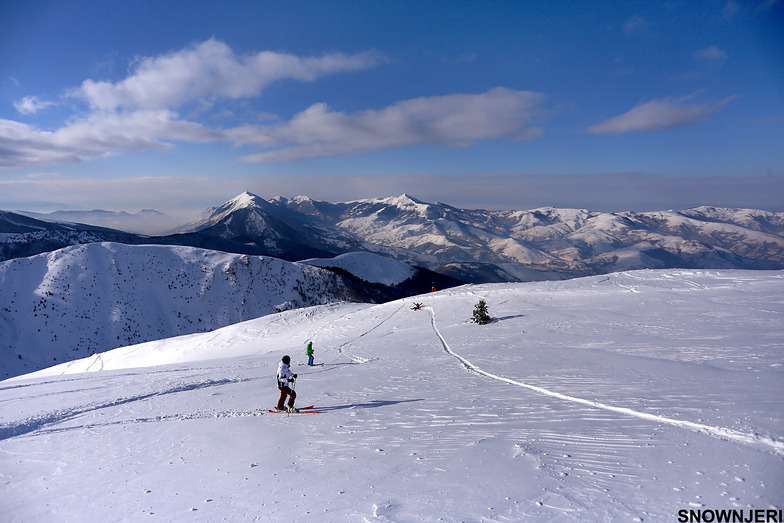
[412,302,423,310]
[306,341,314,366]
[276,355,298,412]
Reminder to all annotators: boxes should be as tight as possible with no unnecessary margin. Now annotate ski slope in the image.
[1,269,783,521]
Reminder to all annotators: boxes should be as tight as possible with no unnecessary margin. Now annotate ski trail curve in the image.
[426,306,784,457]
[337,303,407,363]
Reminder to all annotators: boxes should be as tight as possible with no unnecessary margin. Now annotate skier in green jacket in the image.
[306,341,314,366]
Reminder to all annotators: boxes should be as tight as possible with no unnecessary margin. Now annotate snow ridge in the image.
[426,305,784,457]
[0,243,368,378]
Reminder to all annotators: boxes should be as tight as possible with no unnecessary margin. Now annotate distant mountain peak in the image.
[354,194,434,218]
[176,192,273,235]
[216,191,275,218]
[227,191,265,210]
[388,194,426,206]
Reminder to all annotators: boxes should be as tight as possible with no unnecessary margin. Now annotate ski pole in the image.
[288,378,296,415]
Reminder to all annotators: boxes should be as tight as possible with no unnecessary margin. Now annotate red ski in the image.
[267,405,322,414]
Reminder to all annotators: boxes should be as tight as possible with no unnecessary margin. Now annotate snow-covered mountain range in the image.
[177,192,784,281]
[5,192,784,282]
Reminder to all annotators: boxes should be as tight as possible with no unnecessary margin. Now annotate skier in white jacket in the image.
[276,355,298,412]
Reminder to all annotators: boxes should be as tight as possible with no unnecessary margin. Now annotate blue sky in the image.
[1,0,782,218]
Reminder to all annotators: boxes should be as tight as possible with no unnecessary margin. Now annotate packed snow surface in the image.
[303,252,416,285]
[2,269,783,522]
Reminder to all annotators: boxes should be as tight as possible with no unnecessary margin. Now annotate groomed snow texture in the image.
[1,269,782,521]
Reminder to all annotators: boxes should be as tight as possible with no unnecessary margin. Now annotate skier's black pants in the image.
[277,386,296,409]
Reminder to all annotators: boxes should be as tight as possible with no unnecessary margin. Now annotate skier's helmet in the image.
[282,355,291,365]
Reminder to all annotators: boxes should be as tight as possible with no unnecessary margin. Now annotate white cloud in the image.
[586,95,735,135]
[622,15,651,36]
[0,119,78,168]
[1,87,546,169]
[0,110,224,169]
[695,46,728,63]
[26,171,61,179]
[1,41,543,169]
[71,39,383,112]
[231,87,546,163]
[13,96,55,115]
[0,39,385,169]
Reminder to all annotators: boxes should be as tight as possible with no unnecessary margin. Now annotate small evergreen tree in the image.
[471,299,491,325]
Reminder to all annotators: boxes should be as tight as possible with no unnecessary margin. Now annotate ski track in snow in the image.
[0,377,249,441]
[337,302,407,363]
[425,305,784,457]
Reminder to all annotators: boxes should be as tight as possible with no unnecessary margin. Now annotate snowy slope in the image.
[0,242,366,379]
[2,269,782,522]
[303,252,415,285]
